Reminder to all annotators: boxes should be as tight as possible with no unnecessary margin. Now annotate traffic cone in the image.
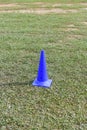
[32,50,52,88]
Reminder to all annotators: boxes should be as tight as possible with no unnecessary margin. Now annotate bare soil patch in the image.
[83,22,87,25]
[82,8,87,10]
[64,24,78,32]
[52,3,73,7]
[0,2,78,14]
[0,3,18,7]
[67,24,75,27]
[32,2,47,5]
[0,8,77,14]
[66,28,78,31]
[80,3,87,6]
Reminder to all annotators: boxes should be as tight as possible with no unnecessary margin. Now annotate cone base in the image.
[32,78,52,88]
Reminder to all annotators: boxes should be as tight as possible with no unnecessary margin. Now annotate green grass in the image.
[0,0,87,130]
[0,0,87,3]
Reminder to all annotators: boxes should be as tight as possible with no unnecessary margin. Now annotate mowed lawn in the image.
[0,0,87,130]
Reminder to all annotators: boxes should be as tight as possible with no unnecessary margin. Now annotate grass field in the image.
[0,0,87,130]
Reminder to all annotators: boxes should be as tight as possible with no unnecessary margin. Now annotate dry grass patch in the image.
[68,34,83,41]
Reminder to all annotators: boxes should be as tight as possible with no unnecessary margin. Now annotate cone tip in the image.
[41,49,44,51]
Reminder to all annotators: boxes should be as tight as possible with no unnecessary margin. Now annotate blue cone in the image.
[32,50,52,88]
